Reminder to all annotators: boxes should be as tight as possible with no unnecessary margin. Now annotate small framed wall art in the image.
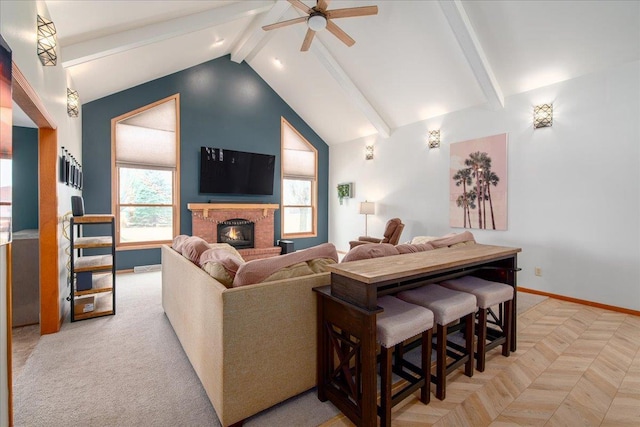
[337,182,352,205]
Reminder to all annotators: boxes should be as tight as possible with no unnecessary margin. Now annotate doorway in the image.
[9,117,40,382]
[7,61,60,425]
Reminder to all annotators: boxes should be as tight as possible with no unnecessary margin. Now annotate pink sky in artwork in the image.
[449,133,508,230]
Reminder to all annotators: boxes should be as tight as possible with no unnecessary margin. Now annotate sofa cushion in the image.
[181,236,211,265]
[172,235,190,254]
[233,243,338,287]
[342,243,399,262]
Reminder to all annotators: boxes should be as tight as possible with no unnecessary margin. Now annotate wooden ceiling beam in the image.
[61,1,273,68]
[231,0,292,63]
[310,39,391,138]
[438,0,504,110]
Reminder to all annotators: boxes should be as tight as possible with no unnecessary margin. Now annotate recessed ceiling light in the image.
[273,58,283,68]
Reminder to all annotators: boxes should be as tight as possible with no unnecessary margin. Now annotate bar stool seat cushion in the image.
[441,276,513,308]
[376,296,434,348]
[397,284,477,326]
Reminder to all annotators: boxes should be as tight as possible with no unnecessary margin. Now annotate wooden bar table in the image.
[314,244,521,427]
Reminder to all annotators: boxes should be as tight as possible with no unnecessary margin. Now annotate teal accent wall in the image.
[12,126,38,232]
[82,55,329,270]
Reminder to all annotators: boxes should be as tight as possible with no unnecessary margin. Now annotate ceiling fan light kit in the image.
[308,12,327,31]
[263,0,378,51]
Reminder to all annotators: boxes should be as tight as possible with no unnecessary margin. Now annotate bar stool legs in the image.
[376,296,434,427]
[434,313,474,399]
[441,275,514,372]
[397,284,477,401]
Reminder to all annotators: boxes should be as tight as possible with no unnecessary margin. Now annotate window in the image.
[281,117,317,237]
[112,95,180,248]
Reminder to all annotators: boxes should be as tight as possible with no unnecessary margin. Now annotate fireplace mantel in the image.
[188,203,281,261]
[187,203,279,218]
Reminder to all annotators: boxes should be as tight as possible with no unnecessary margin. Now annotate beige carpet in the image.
[13,271,545,426]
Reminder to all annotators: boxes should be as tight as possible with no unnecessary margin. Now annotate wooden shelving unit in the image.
[70,214,116,322]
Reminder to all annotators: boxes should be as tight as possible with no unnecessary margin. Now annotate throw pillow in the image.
[233,242,338,287]
[200,248,245,288]
[341,243,400,262]
[207,242,244,261]
[172,235,190,254]
[429,231,476,248]
[262,262,315,283]
[307,257,337,273]
[181,236,210,265]
[201,261,235,288]
[395,243,434,254]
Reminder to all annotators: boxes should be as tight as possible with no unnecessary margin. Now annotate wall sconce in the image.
[359,201,375,236]
[67,89,79,117]
[428,130,440,148]
[365,145,374,160]
[534,103,553,128]
[37,15,57,66]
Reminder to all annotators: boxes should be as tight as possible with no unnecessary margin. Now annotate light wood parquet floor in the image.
[319,297,640,426]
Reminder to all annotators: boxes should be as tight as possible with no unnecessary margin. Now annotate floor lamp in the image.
[359,201,375,236]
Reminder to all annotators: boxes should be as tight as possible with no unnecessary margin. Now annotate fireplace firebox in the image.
[217,218,254,249]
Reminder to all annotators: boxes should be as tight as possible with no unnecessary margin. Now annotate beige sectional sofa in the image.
[161,244,332,426]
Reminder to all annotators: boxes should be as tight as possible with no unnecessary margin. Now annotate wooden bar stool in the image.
[376,296,434,427]
[440,275,514,372]
[397,284,477,400]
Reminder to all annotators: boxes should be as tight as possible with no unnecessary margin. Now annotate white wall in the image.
[330,61,640,311]
[1,1,83,423]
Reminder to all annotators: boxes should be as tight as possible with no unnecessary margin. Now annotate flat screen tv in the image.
[199,146,276,195]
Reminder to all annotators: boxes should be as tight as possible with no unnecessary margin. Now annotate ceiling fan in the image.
[262,0,378,51]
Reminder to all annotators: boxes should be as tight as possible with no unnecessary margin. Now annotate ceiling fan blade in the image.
[317,0,329,11]
[288,0,312,14]
[301,28,316,51]
[326,20,355,47]
[326,5,378,19]
[262,16,307,31]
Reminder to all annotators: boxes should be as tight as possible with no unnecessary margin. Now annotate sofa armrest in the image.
[349,237,382,249]
[358,236,383,243]
[161,245,226,420]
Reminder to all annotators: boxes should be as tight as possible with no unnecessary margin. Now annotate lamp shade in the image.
[359,201,375,215]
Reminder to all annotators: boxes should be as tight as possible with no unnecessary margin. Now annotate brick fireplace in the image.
[187,203,281,261]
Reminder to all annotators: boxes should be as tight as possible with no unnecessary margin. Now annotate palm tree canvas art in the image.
[450,133,508,230]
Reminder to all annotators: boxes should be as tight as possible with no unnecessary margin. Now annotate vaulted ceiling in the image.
[44,0,640,145]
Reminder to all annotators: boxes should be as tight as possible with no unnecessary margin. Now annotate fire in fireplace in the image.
[217,218,254,249]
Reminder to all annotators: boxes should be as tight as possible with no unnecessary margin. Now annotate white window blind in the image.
[282,123,316,179]
[115,123,176,168]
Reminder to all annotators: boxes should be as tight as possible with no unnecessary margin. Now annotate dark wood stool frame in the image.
[379,328,432,426]
[433,313,475,400]
[315,244,521,427]
[472,267,520,371]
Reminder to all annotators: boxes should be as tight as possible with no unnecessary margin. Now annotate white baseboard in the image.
[133,264,161,273]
